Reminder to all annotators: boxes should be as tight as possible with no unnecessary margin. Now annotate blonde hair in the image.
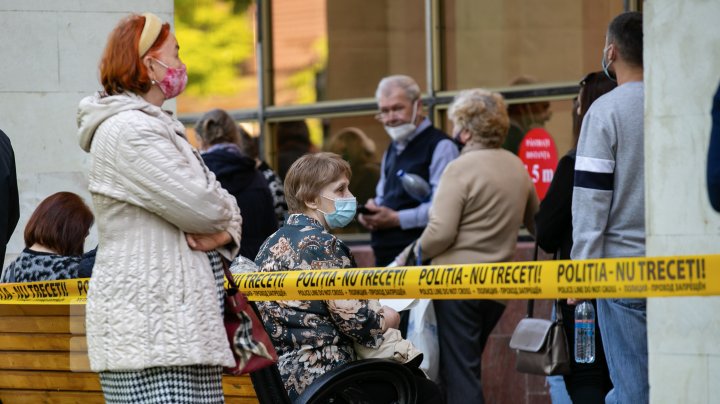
[448,89,509,148]
[284,152,352,213]
[325,127,376,165]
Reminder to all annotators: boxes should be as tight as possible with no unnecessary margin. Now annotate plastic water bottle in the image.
[574,300,596,363]
[397,170,431,202]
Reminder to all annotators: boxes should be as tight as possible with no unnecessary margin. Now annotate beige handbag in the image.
[354,300,423,366]
[509,299,571,376]
[354,328,423,365]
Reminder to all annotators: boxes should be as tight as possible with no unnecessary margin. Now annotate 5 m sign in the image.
[518,128,558,200]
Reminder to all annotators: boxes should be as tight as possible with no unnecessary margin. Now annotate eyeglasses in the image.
[374,98,418,122]
[374,104,408,122]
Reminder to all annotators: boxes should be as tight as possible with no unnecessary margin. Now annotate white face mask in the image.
[384,100,418,142]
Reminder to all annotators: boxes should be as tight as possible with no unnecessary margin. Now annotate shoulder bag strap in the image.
[221,257,238,290]
[525,243,541,318]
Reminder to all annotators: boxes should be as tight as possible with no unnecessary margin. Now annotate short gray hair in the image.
[375,75,421,102]
[448,89,509,148]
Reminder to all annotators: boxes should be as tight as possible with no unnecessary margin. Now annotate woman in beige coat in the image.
[77,13,241,403]
[397,89,538,403]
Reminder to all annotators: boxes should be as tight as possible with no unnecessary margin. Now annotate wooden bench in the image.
[0,304,259,403]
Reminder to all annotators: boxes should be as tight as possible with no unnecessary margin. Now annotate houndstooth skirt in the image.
[99,252,227,403]
[100,365,225,403]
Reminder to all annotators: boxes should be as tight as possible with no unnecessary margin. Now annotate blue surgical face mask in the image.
[318,195,357,228]
[601,45,617,83]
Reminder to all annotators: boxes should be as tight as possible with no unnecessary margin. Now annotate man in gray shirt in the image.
[571,12,647,404]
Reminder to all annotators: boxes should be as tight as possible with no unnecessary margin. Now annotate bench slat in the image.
[0,316,85,333]
[222,375,257,397]
[225,397,260,404]
[0,351,90,372]
[0,389,105,404]
[0,305,85,316]
[0,371,258,397]
[0,334,87,351]
[0,389,260,404]
[0,370,101,391]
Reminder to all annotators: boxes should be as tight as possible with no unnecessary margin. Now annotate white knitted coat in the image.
[77,92,241,371]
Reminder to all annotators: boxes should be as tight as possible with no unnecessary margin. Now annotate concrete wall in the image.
[645,1,720,402]
[0,1,173,265]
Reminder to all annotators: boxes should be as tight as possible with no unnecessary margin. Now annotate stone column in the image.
[645,1,720,402]
[0,1,173,265]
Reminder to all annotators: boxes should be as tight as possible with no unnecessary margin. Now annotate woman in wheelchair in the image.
[254,153,442,403]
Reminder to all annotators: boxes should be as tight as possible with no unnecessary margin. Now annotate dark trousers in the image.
[373,246,403,267]
[434,299,506,404]
[559,299,613,404]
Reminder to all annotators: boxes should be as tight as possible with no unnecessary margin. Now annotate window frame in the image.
[178,0,638,175]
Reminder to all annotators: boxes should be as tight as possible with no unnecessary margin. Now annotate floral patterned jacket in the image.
[255,214,385,401]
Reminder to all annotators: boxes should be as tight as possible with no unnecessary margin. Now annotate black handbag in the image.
[508,245,571,376]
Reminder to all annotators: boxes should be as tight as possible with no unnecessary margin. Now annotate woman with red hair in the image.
[0,192,93,282]
[76,13,242,403]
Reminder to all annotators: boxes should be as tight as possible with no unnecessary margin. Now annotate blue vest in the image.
[371,126,448,265]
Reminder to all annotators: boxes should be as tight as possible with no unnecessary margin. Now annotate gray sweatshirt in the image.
[571,81,645,259]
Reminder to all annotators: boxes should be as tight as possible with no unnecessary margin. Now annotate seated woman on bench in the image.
[254,153,443,402]
[1,192,94,282]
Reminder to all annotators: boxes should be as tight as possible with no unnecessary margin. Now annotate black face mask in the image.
[453,132,465,151]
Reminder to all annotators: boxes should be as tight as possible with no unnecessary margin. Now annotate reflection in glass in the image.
[275,120,319,180]
[266,115,386,234]
[325,127,381,234]
[439,98,574,157]
[441,0,625,90]
[175,0,258,114]
[272,0,426,106]
[504,77,553,155]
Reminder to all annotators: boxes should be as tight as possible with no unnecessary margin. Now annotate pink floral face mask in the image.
[153,59,188,99]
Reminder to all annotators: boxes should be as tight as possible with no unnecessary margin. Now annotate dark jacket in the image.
[0,130,19,262]
[534,149,575,259]
[371,126,448,264]
[202,145,278,260]
[708,83,720,211]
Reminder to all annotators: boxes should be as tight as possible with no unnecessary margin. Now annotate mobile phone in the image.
[356,204,373,215]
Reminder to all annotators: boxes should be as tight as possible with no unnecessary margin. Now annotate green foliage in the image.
[287,37,328,105]
[175,0,255,96]
[288,38,328,146]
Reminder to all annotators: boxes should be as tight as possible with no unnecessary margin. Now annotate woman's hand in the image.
[186,231,231,251]
[379,305,401,331]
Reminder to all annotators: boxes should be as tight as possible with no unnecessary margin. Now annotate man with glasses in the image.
[359,75,458,268]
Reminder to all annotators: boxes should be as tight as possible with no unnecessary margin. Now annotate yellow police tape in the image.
[0,254,717,304]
